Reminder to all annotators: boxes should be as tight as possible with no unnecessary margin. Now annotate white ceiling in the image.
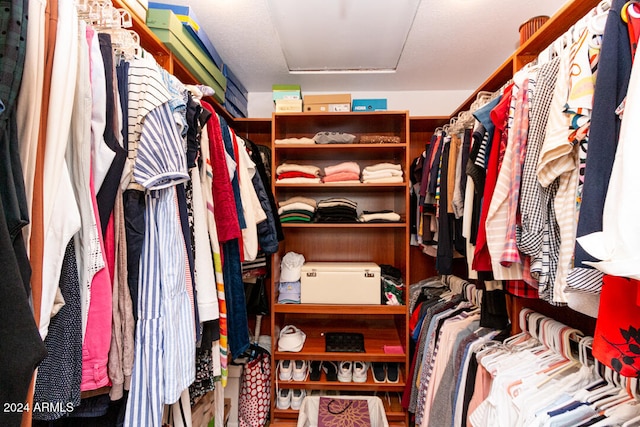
[162,0,568,94]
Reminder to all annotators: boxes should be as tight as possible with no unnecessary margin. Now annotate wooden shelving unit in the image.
[269,111,411,425]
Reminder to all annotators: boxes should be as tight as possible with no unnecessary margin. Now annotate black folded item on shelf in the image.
[324,332,365,352]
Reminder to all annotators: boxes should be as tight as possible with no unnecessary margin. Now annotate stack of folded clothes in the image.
[274,136,315,145]
[362,163,404,183]
[313,131,356,144]
[358,210,401,223]
[275,163,322,184]
[315,197,358,223]
[278,196,317,223]
[322,161,361,183]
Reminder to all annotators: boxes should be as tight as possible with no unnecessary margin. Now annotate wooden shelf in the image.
[275,374,406,393]
[274,143,406,149]
[280,222,406,229]
[274,303,407,315]
[272,316,406,363]
[270,418,407,427]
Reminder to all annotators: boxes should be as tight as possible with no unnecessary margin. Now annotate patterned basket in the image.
[519,15,550,45]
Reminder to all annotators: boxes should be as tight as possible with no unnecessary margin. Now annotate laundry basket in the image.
[296,396,389,427]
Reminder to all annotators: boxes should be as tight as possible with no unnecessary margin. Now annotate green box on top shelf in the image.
[146,8,226,103]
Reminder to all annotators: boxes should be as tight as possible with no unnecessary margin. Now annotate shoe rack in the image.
[269,111,411,426]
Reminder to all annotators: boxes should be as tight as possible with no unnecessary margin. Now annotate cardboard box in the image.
[300,262,381,304]
[273,84,301,102]
[352,98,388,111]
[148,2,224,68]
[303,94,351,112]
[275,99,303,113]
[146,8,226,103]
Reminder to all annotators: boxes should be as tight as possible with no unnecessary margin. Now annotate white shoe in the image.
[337,361,353,382]
[278,360,293,381]
[291,389,306,410]
[352,361,369,383]
[276,388,292,410]
[292,360,308,381]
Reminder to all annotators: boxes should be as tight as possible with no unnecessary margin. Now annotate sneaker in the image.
[276,388,292,410]
[372,362,386,383]
[352,361,369,383]
[292,360,308,381]
[386,363,399,383]
[278,360,293,381]
[338,361,353,382]
[291,389,306,410]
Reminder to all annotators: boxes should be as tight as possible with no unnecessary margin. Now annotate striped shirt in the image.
[500,76,534,266]
[537,45,579,305]
[125,63,194,426]
[485,73,525,281]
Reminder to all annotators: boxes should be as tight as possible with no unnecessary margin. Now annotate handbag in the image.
[317,397,371,427]
[238,345,271,427]
[244,275,270,316]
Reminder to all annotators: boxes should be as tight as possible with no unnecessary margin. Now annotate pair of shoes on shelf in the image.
[371,362,399,383]
[322,361,338,381]
[278,360,308,381]
[276,389,306,410]
[309,361,322,381]
[338,361,369,383]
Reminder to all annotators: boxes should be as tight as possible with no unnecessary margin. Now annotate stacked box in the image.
[275,99,303,113]
[352,98,388,111]
[146,8,226,103]
[148,2,223,68]
[223,64,249,118]
[303,94,351,112]
[273,84,301,102]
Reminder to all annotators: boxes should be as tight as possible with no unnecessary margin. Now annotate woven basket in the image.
[519,15,550,45]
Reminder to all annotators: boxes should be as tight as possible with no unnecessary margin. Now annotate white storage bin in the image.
[300,262,381,305]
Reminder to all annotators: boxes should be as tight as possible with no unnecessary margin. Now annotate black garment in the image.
[0,196,47,427]
[436,137,454,274]
[123,189,145,321]
[189,321,219,404]
[96,34,127,237]
[459,129,472,205]
[479,288,510,330]
[185,95,205,169]
[243,141,279,254]
[466,126,487,247]
[34,240,82,421]
[176,182,200,340]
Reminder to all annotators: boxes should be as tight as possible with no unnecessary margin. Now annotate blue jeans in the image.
[222,238,250,357]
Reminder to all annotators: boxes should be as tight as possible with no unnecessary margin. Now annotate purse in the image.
[317,397,371,427]
[324,332,365,352]
[244,275,270,316]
